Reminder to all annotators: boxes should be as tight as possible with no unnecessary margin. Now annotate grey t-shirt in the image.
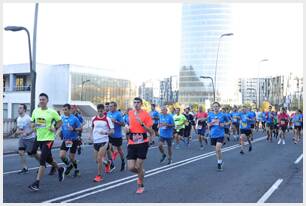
[16,114,34,139]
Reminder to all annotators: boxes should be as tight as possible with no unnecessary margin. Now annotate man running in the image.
[28,93,65,191]
[239,106,253,154]
[183,107,195,145]
[222,107,231,144]
[71,105,85,155]
[230,106,241,141]
[127,97,153,194]
[59,104,82,177]
[158,106,175,164]
[207,102,226,171]
[108,101,126,171]
[265,106,274,142]
[195,105,208,150]
[90,104,114,182]
[248,107,256,141]
[14,104,40,174]
[278,107,289,144]
[150,104,160,143]
[173,108,187,149]
[292,109,303,144]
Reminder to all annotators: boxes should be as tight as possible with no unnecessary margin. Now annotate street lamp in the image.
[80,79,90,101]
[5,26,36,114]
[200,76,215,102]
[214,33,234,100]
[257,58,269,109]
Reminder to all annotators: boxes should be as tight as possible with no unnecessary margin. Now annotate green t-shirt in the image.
[31,108,61,141]
[173,114,187,131]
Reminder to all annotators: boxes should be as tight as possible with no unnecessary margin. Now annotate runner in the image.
[183,107,195,146]
[230,106,241,141]
[59,104,82,178]
[265,106,274,142]
[90,104,114,182]
[239,106,253,154]
[158,106,175,164]
[127,97,153,194]
[277,107,289,144]
[195,105,208,150]
[108,101,126,171]
[222,107,231,144]
[272,110,279,139]
[292,109,303,144]
[255,109,262,132]
[14,104,40,174]
[150,104,160,144]
[207,102,226,171]
[173,108,187,149]
[28,93,65,191]
[248,107,256,141]
[71,105,85,155]
[104,101,115,173]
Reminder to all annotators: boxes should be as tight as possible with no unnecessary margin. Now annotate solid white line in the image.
[294,154,303,164]
[257,179,283,203]
[3,163,65,175]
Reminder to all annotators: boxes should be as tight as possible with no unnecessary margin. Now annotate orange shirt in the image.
[128,109,153,133]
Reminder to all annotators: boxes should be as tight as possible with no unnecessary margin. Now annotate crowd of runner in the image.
[14,93,303,194]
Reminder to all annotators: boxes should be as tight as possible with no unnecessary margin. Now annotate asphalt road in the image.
[3,130,303,203]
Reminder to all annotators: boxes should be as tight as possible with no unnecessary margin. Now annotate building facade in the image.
[3,63,136,119]
[179,4,236,105]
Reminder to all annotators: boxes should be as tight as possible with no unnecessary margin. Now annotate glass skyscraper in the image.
[179,4,235,105]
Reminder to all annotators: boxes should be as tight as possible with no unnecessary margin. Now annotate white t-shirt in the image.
[91,115,114,143]
[16,114,33,139]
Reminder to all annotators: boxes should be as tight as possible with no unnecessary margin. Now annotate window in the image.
[3,103,8,119]
[15,76,25,91]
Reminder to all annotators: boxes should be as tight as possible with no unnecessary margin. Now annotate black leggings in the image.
[31,140,54,167]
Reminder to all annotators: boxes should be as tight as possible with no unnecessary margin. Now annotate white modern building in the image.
[3,63,137,119]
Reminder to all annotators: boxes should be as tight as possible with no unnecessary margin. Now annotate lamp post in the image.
[200,76,215,102]
[257,58,269,109]
[81,79,90,101]
[214,32,234,100]
[5,26,36,113]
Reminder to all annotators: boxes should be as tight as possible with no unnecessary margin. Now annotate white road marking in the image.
[3,163,65,175]
[257,178,283,203]
[294,153,303,164]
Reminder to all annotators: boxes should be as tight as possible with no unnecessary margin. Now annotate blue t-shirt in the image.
[61,114,81,140]
[223,113,231,128]
[248,111,256,124]
[208,112,226,138]
[107,111,124,138]
[158,113,174,139]
[231,112,241,123]
[75,113,84,124]
[265,112,274,123]
[150,110,160,125]
[239,112,252,130]
[293,114,303,126]
[123,114,129,125]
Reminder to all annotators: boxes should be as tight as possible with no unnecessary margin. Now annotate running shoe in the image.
[18,168,29,174]
[110,163,116,173]
[248,146,252,152]
[93,175,103,182]
[73,169,81,177]
[240,150,244,155]
[28,181,39,191]
[217,162,223,171]
[167,159,172,165]
[160,154,166,163]
[105,163,111,173]
[136,186,144,194]
[58,167,65,182]
[282,140,285,144]
[48,166,57,175]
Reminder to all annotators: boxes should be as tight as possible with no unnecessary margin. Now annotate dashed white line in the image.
[257,178,283,203]
[294,153,303,164]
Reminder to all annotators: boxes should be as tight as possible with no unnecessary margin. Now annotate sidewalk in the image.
[3,132,92,155]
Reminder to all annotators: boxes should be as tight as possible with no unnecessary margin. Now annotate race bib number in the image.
[132,134,145,144]
[281,120,285,125]
[213,119,219,126]
[241,122,247,128]
[36,118,46,128]
[197,125,203,130]
[65,140,73,148]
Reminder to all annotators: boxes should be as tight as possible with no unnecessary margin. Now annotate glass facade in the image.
[70,72,136,110]
[179,4,234,105]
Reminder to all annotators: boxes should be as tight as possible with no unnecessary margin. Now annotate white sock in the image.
[217,160,222,164]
